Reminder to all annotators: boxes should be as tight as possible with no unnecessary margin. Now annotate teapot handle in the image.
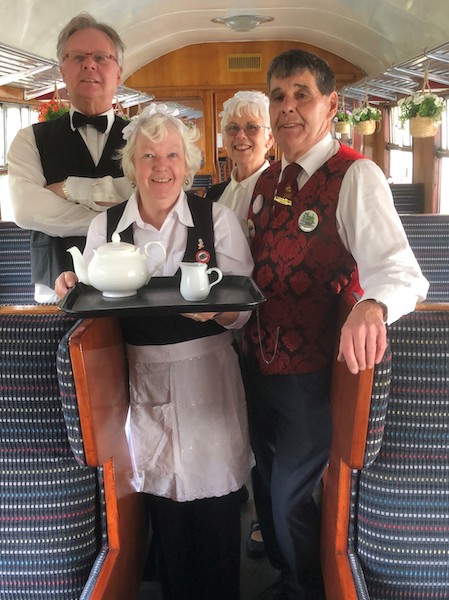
[143,241,166,274]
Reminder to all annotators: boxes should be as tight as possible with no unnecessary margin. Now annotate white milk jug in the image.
[179,262,223,301]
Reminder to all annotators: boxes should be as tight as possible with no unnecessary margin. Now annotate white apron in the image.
[126,331,254,502]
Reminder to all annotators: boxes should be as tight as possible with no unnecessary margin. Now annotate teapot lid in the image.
[96,231,137,253]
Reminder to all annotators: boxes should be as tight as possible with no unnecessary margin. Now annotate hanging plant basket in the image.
[354,120,376,136]
[334,121,350,134]
[409,115,439,138]
[37,83,69,122]
[399,65,444,138]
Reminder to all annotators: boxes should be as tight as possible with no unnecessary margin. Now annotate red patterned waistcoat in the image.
[243,143,364,375]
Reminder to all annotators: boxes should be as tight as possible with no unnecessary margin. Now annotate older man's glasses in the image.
[64,51,118,65]
[224,123,269,136]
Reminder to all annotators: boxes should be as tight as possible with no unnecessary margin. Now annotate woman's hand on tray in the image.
[182,311,238,326]
[55,271,78,299]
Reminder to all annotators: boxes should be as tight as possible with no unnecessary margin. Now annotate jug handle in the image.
[206,267,223,289]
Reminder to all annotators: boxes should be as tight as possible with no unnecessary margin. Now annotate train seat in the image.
[57,314,149,599]
[400,213,449,302]
[322,300,449,599]
[0,306,148,599]
[390,183,425,214]
[189,173,213,197]
[0,221,35,304]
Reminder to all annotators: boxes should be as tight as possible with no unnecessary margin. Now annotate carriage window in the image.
[388,106,412,183]
[0,103,38,220]
[1,104,38,168]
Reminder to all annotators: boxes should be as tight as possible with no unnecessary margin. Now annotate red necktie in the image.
[276,162,301,200]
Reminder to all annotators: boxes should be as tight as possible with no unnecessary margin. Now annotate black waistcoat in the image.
[31,113,127,287]
[205,179,230,202]
[108,193,224,345]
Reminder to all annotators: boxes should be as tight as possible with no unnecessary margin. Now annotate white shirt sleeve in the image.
[82,211,108,263]
[65,174,133,211]
[336,159,429,324]
[212,202,254,277]
[212,202,255,329]
[7,125,132,237]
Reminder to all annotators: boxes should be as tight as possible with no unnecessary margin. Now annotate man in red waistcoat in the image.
[243,49,429,600]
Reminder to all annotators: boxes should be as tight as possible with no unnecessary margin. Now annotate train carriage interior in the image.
[1,1,449,599]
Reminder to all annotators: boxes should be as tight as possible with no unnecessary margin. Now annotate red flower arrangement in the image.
[38,98,69,122]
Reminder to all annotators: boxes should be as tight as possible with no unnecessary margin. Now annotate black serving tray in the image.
[58,275,265,317]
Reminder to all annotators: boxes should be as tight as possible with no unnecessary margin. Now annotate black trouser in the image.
[245,360,332,600]
[148,490,241,600]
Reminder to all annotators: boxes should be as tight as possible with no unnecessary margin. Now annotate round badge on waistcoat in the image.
[298,210,319,232]
[252,195,264,215]
[248,219,255,239]
[196,250,210,263]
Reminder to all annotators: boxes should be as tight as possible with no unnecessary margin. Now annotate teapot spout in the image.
[67,246,89,285]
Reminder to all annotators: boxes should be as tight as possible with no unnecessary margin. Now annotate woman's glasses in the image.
[224,123,270,136]
[64,51,118,65]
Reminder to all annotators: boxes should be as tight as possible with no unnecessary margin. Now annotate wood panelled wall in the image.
[125,40,364,181]
[0,86,29,103]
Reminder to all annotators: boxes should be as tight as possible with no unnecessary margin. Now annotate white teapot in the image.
[67,232,166,298]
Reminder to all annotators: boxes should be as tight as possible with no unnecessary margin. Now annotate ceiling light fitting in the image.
[211,15,274,32]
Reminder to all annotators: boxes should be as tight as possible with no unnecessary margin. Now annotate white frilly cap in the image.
[122,102,181,140]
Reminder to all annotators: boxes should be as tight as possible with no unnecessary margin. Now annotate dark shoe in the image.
[246,519,266,559]
[253,575,284,599]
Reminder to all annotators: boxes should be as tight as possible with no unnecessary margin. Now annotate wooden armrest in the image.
[68,317,129,467]
[330,359,374,469]
[415,302,449,311]
[0,304,60,315]
[330,293,375,469]
[67,316,149,600]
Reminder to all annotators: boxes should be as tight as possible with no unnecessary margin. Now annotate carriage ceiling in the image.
[2,0,449,104]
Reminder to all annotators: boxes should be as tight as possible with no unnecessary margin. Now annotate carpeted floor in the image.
[136,492,279,600]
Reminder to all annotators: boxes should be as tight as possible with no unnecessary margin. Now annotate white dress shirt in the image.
[8,106,132,237]
[217,160,270,240]
[281,134,429,324]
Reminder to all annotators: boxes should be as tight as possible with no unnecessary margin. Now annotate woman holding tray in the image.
[55,103,254,600]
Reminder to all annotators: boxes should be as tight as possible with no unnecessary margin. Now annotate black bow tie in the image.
[72,111,108,133]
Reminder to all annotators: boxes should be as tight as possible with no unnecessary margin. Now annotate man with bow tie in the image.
[8,12,133,302]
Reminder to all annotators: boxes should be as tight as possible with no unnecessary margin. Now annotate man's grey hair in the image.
[57,12,125,66]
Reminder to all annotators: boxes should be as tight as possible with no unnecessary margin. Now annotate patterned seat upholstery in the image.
[57,315,149,599]
[390,183,425,214]
[0,306,98,599]
[322,301,449,600]
[0,221,35,304]
[0,306,149,599]
[400,214,449,302]
[56,329,109,599]
[189,174,213,197]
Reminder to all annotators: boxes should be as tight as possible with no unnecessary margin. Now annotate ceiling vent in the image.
[227,54,262,72]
